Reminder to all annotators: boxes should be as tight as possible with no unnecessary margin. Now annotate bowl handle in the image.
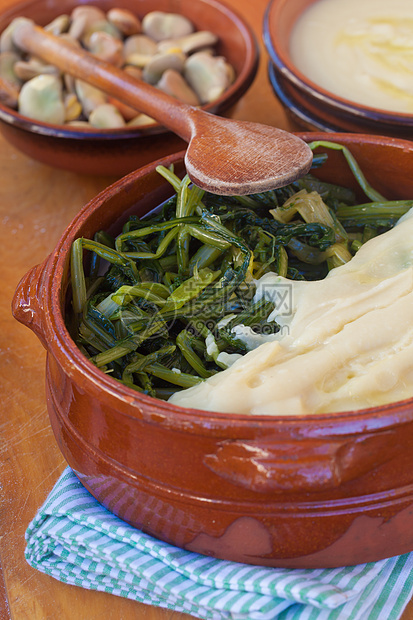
[204,431,397,493]
[12,258,50,348]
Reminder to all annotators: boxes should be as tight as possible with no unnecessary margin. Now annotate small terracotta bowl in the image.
[0,0,258,176]
[263,0,413,138]
[12,133,413,568]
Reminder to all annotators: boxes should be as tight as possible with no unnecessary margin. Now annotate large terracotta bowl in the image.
[0,0,258,176]
[263,0,413,138]
[12,133,413,568]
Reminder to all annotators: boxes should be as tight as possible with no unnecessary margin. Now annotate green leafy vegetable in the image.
[67,143,412,398]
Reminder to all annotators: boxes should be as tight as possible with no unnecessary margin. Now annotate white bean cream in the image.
[289,0,413,114]
[170,209,413,416]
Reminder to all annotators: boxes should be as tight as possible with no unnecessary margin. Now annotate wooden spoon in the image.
[12,20,313,195]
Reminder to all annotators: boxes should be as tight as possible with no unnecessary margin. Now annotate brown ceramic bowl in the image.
[263,0,413,138]
[12,133,413,568]
[0,0,258,176]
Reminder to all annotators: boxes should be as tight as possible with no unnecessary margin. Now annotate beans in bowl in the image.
[0,6,236,127]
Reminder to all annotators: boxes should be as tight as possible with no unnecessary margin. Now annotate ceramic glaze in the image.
[290,0,413,114]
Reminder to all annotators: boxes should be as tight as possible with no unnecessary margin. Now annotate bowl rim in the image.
[30,135,413,430]
[263,0,413,126]
[267,61,341,133]
[0,0,260,139]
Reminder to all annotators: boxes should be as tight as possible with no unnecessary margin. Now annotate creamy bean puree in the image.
[169,209,413,415]
[289,0,413,114]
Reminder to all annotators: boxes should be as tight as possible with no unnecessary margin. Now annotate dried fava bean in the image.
[142,49,186,85]
[44,14,70,36]
[157,31,218,55]
[89,102,126,128]
[0,17,33,53]
[108,94,139,121]
[0,51,22,91]
[127,112,157,126]
[18,74,65,124]
[59,33,82,48]
[71,6,106,23]
[14,58,60,81]
[107,8,141,37]
[0,75,19,108]
[142,11,194,42]
[157,68,200,105]
[123,34,157,67]
[0,55,20,108]
[64,92,82,121]
[81,19,122,48]
[87,31,123,66]
[184,51,235,104]
[68,6,106,40]
[74,79,107,117]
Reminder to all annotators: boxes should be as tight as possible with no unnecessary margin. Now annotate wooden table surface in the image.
[1,0,413,617]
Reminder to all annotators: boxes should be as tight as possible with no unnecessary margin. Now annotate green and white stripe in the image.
[25,468,413,620]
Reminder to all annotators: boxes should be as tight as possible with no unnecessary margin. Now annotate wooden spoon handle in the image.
[13,20,196,141]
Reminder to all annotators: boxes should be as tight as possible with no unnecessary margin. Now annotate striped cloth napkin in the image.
[25,468,413,620]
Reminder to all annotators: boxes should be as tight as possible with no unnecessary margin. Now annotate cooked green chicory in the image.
[67,141,413,398]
